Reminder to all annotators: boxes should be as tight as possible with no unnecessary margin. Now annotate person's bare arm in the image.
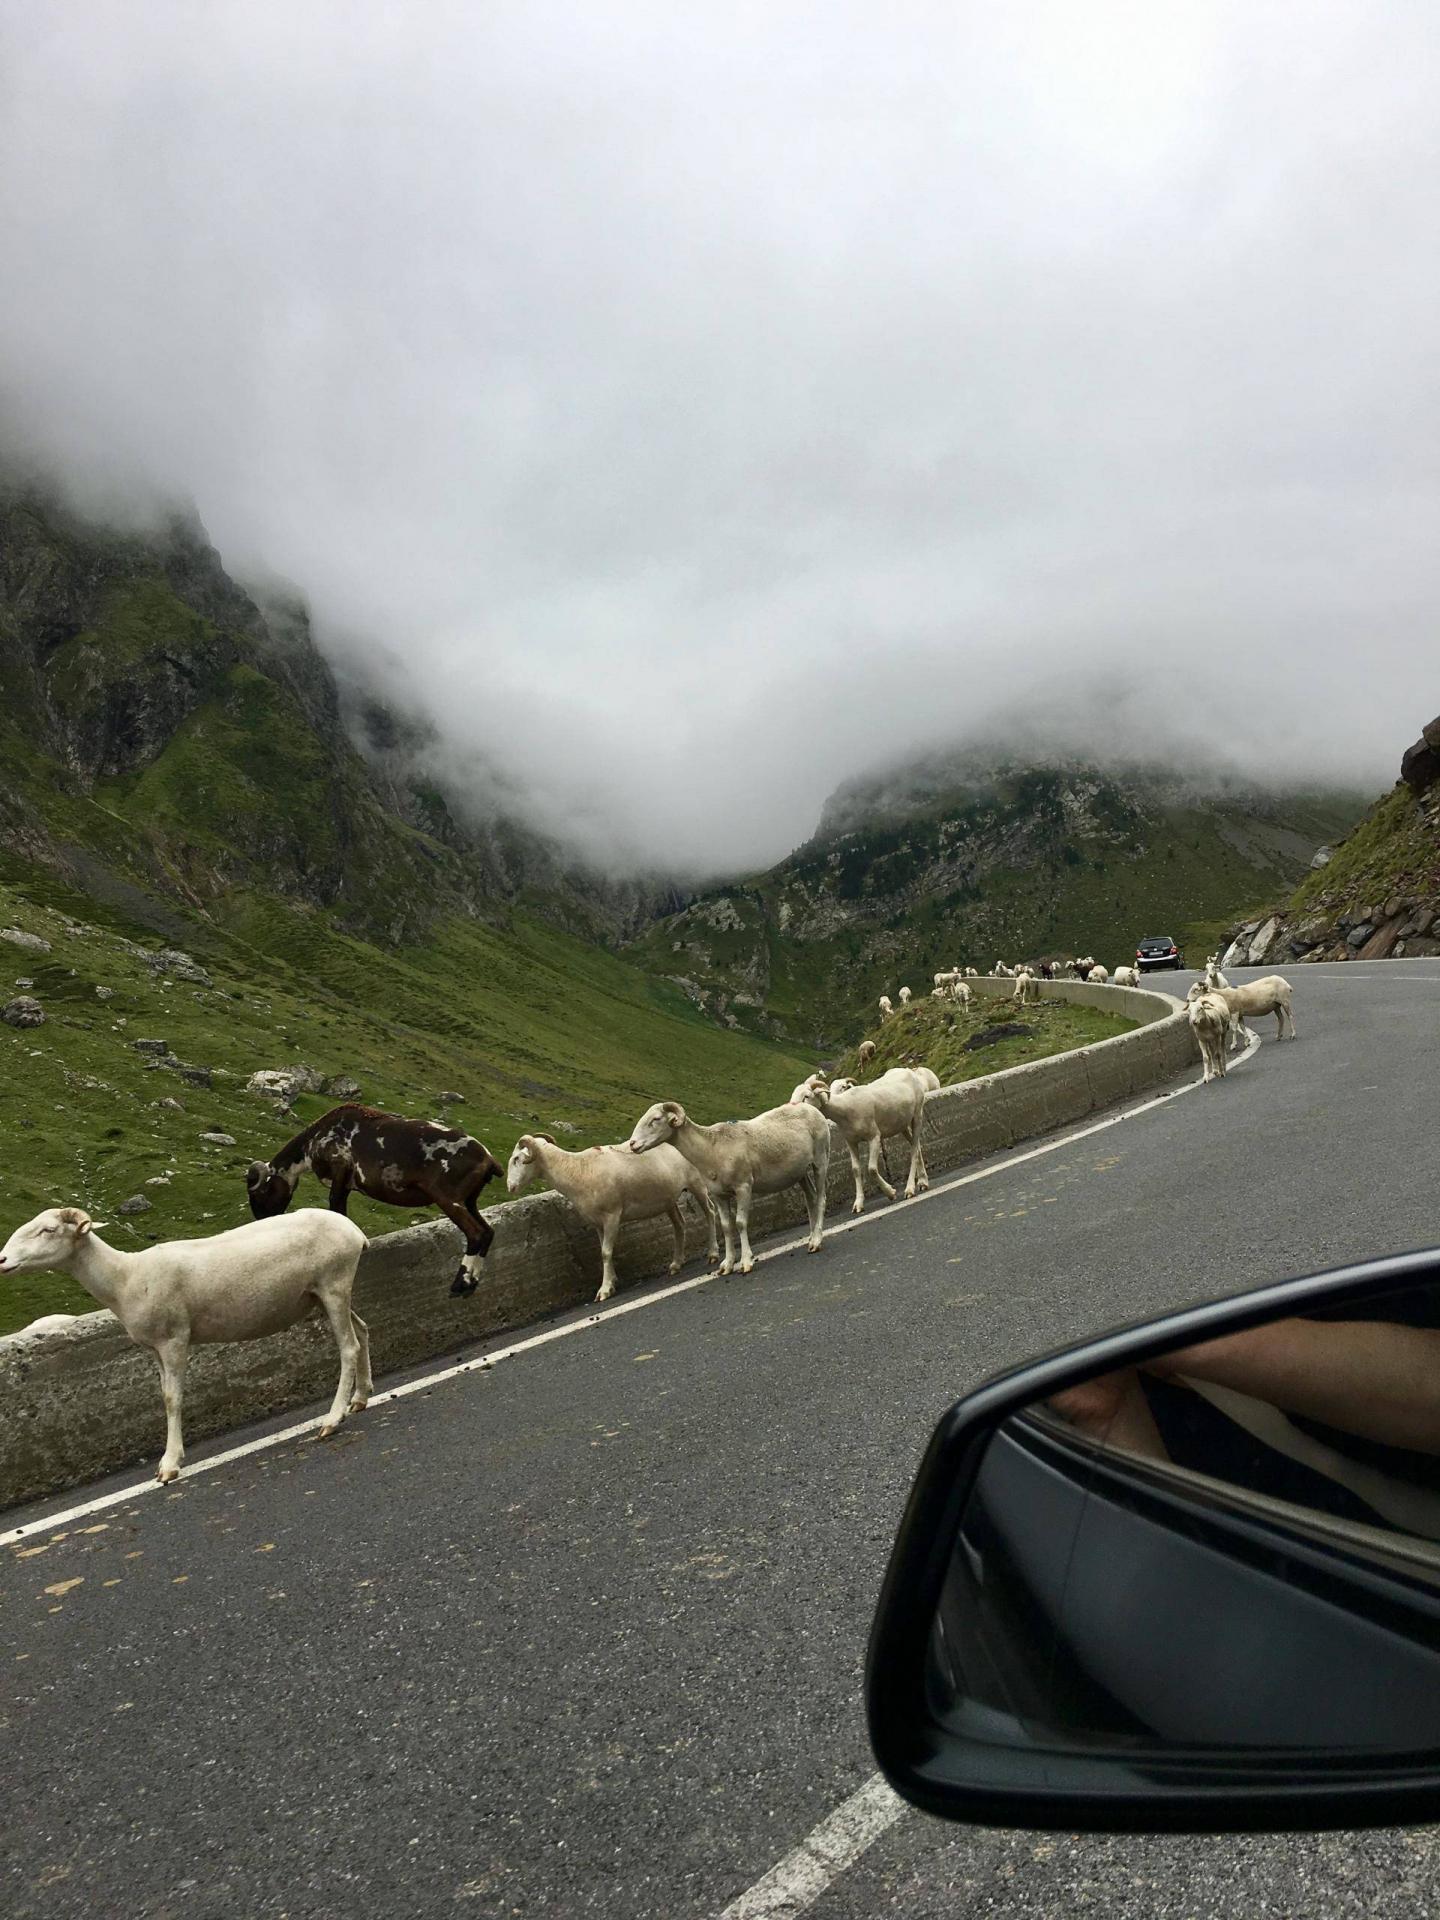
[1145,1319,1440,1454]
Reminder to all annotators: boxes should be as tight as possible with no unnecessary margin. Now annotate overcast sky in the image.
[1,3,1436,873]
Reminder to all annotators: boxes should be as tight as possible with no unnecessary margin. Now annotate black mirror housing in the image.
[867,1248,1440,1832]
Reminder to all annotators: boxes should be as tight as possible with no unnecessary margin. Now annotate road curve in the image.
[3,960,1438,1919]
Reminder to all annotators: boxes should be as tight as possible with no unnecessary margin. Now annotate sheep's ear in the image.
[663,1102,683,1128]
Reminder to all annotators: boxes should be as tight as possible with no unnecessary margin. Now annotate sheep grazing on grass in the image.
[856,1040,877,1068]
[1188,992,1231,1084]
[628,1099,830,1275]
[878,995,894,1020]
[797,1067,936,1214]
[930,986,948,1001]
[246,1104,503,1296]
[0,1207,369,1483]
[898,985,912,1005]
[1111,965,1140,988]
[506,1133,718,1303]
[950,979,973,1007]
[1011,968,1039,1006]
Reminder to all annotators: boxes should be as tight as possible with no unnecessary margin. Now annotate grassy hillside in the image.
[0,872,807,1333]
[826,994,1136,1087]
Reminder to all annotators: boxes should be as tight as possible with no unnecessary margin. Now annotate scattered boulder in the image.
[323,1074,362,1099]
[437,1090,466,1105]
[1247,916,1281,965]
[1400,715,1440,794]
[1,928,51,954]
[117,1194,152,1216]
[1220,937,1248,972]
[2,996,45,1029]
[1309,846,1334,870]
[141,948,213,987]
[1291,917,1331,952]
[132,1038,170,1055]
[154,1096,186,1112]
[1357,921,1404,961]
[247,1066,323,1100]
[13,977,32,989]
[95,985,114,1002]
[1345,923,1375,949]
[177,1065,213,1089]
[200,1131,237,1147]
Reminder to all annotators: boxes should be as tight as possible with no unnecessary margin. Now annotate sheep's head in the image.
[629,1101,683,1153]
[1185,980,1206,1002]
[506,1137,541,1194]
[244,1162,291,1219]
[790,1073,828,1107]
[0,1207,91,1275]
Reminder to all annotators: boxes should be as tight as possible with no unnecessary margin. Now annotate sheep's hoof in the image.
[667,1260,682,1276]
[851,1202,864,1216]
[349,1396,369,1414]
[705,1250,721,1266]
[449,1271,478,1297]
[317,1422,338,1440]
[156,1464,180,1485]
[595,1287,614,1304]
[739,1260,755,1275]
[807,1240,823,1254]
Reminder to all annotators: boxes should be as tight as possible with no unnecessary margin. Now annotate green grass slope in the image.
[827,994,1136,1087]
[0,874,807,1333]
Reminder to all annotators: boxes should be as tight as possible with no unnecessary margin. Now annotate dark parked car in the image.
[867,1246,1440,1833]
[1135,934,1184,970]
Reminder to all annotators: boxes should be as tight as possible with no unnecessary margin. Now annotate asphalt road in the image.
[3,960,1439,1919]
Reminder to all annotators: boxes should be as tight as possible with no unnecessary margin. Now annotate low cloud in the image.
[2,3,1435,875]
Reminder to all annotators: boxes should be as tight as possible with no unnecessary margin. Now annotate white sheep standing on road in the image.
[1191,974,1296,1049]
[1088,964,1110,984]
[1205,954,1232,991]
[507,1133,719,1302]
[629,1099,830,1275]
[797,1067,937,1213]
[1188,991,1232,1083]
[1112,965,1140,988]
[0,1206,369,1483]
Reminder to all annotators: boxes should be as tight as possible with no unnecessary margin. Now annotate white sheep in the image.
[1204,974,1297,1048]
[789,1071,829,1104]
[898,985,912,1005]
[797,1067,936,1213]
[1111,965,1140,988]
[0,1206,369,1483]
[507,1133,718,1302]
[930,985,948,1001]
[1205,954,1231,990]
[878,995,894,1020]
[628,1100,830,1275]
[950,979,973,1007]
[856,1040,878,1068]
[964,966,978,978]
[1011,968,1039,1005]
[1088,964,1110,984]
[1188,991,1231,1083]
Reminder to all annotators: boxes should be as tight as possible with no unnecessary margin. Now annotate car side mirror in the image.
[867,1248,1440,1832]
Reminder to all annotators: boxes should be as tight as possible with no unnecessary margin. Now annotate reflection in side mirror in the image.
[868,1252,1440,1832]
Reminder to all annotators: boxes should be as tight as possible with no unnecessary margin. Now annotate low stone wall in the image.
[0,980,1194,1511]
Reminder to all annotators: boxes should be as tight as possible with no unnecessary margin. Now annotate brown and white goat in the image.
[246,1104,504,1295]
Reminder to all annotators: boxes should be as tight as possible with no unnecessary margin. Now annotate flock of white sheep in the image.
[877,954,1147,1025]
[0,953,1296,1486]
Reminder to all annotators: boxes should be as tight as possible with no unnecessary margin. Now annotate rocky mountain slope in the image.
[0,481,679,947]
[627,753,1366,1045]
[1215,713,1440,969]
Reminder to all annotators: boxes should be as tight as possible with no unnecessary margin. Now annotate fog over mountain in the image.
[1,3,1435,875]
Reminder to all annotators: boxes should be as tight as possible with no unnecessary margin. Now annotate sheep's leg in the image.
[315,1289,359,1439]
[903,1123,925,1200]
[735,1183,757,1273]
[327,1181,351,1213]
[697,1188,721,1264]
[713,1193,738,1276]
[350,1311,372,1411]
[154,1336,190,1484]
[664,1201,687,1278]
[868,1136,897,1205]
[846,1139,868,1215]
[442,1199,494,1296]
[912,1114,931,1192]
[596,1213,621,1303]
[808,1143,829,1251]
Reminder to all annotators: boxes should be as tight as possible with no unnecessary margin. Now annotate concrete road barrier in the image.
[0,981,1194,1510]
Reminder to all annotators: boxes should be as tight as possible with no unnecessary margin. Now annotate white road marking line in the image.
[717,1773,905,1919]
[1,1034,1261,1545]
